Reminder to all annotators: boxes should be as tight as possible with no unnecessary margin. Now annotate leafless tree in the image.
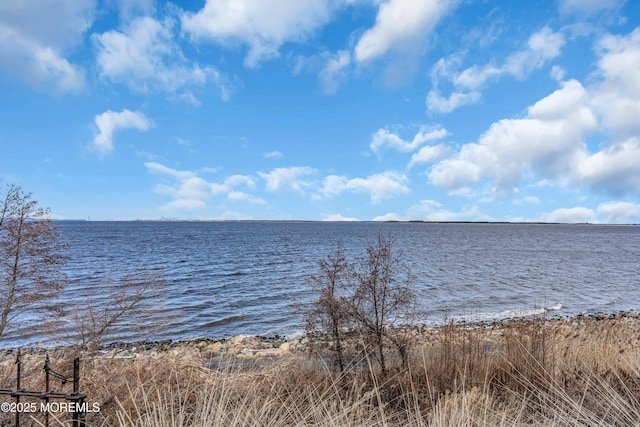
[304,232,417,375]
[349,232,416,374]
[0,183,68,337]
[305,244,351,371]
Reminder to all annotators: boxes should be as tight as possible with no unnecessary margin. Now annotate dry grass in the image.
[3,314,640,426]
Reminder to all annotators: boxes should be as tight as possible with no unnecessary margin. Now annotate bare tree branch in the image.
[0,183,68,337]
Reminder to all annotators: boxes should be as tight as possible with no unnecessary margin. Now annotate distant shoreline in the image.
[53,219,639,226]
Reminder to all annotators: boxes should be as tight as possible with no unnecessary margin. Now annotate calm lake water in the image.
[2,221,639,347]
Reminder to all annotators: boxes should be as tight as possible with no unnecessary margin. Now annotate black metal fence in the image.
[0,351,87,427]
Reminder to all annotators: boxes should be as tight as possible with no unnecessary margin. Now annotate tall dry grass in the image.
[3,315,640,426]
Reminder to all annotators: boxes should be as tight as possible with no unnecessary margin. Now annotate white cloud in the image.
[422,205,492,222]
[455,27,565,89]
[0,0,93,93]
[321,171,409,202]
[550,65,566,82]
[319,50,351,94]
[264,150,283,159]
[429,27,565,113]
[354,0,456,62]
[429,28,640,200]
[429,80,598,195]
[113,0,155,21]
[94,16,229,100]
[408,144,450,168]
[596,201,640,224]
[540,207,596,223]
[575,29,640,197]
[146,162,212,210]
[371,212,402,221]
[210,175,256,195]
[181,0,334,67]
[559,0,625,17]
[503,27,565,79]
[219,210,254,220]
[590,28,640,141]
[372,199,493,221]
[578,138,640,197]
[93,109,153,153]
[258,167,317,192]
[370,125,448,155]
[227,191,267,205]
[426,90,481,113]
[145,161,195,180]
[452,64,502,91]
[322,213,359,221]
[145,162,262,210]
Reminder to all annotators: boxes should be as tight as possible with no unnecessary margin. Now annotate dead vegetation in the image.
[3,314,640,426]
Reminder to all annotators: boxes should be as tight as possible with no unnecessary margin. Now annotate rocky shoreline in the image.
[3,311,640,362]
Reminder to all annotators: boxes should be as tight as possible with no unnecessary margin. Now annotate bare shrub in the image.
[304,243,351,372]
[304,231,417,375]
[349,232,416,374]
[69,272,165,352]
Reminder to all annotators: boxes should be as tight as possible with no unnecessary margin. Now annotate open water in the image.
[2,221,639,347]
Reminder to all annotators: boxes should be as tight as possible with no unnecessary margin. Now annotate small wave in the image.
[285,331,305,341]
[450,303,563,325]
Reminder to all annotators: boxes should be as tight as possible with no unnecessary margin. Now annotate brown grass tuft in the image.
[3,314,640,426]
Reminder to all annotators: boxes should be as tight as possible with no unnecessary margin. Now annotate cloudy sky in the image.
[1,0,639,223]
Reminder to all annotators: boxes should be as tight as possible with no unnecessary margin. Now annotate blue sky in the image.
[1,0,639,223]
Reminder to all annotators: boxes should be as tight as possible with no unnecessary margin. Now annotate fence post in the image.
[72,357,85,427]
[0,353,87,426]
[44,354,50,427]
[15,351,21,427]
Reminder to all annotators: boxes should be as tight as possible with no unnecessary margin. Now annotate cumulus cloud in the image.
[502,27,565,79]
[258,167,317,192]
[94,16,230,100]
[408,144,450,168]
[322,213,359,221]
[590,28,640,141]
[429,79,598,196]
[372,199,493,221]
[181,0,334,67]
[596,201,640,224]
[0,0,93,93]
[211,175,255,194]
[427,27,565,113]
[540,207,596,223]
[354,0,456,62]
[578,138,640,197]
[425,38,640,215]
[146,162,212,210]
[145,162,261,210]
[429,27,640,201]
[370,125,448,155]
[321,171,409,202]
[92,109,153,153]
[539,202,640,224]
[576,29,640,197]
